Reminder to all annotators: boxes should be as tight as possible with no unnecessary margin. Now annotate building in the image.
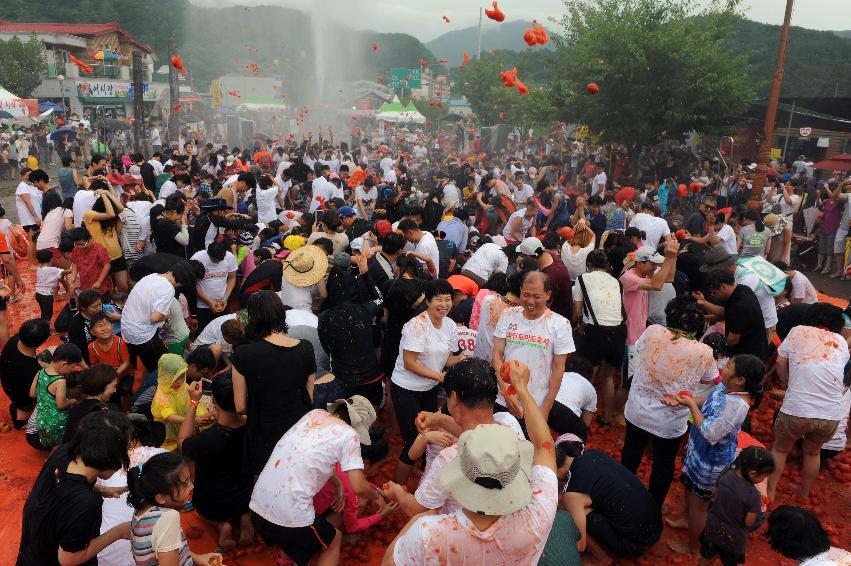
[0,20,169,119]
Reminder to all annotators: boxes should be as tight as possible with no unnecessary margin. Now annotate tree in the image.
[0,34,47,98]
[549,0,755,147]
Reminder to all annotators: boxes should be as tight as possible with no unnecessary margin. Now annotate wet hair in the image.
[66,409,131,472]
[29,169,49,184]
[397,252,426,279]
[126,452,188,510]
[52,342,83,364]
[73,364,118,398]
[425,278,454,300]
[78,289,102,310]
[212,371,236,412]
[110,291,128,306]
[745,209,764,232]
[766,505,829,560]
[802,302,844,334]
[206,240,227,262]
[186,346,216,371]
[172,174,191,186]
[164,197,185,214]
[443,358,498,409]
[237,172,256,187]
[706,268,735,290]
[397,218,419,233]
[702,332,728,359]
[565,355,594,382]
[221,319,246,345]
[381,232,405,255]
[730,354,765,405]
[245,290,288,339]
[586,249,609,270]
[70,227,91,242]
[664,294,706,335]
[19,318,50,348]
[61,157,72,167]
[91,194,119,236]
[542,231,561,252]
[311,237,334,256]
[555,437,585,468]
[505,268,528,297]
[253,247,272,263]
[35,249,53,264]
[483,272,508,295]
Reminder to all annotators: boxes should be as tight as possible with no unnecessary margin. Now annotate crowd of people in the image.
[0,115,849,566]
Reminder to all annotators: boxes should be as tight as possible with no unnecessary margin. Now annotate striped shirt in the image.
[131,506,193,565]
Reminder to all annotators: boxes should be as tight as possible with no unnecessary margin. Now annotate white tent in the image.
[0,86,20,100]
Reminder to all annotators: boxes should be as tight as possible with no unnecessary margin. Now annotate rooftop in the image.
[0,20,153,53]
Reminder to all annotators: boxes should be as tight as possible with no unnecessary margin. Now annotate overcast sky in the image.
[189,0,851,41]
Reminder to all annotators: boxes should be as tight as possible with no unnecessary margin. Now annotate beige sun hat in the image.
[326,395,377,446]
[282,244,328,287]
[440,424,534,516]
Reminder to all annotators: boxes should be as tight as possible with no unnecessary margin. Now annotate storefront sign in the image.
[799,127,812,137]
[76,80,130,98]
[0,98,38,117]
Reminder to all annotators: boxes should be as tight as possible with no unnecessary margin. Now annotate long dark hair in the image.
[126,452,188,510]
[245,290,288,339]
[91,193,119,236]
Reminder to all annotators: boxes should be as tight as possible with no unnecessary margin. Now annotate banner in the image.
[0,98,38,117]
[76,79,130,98]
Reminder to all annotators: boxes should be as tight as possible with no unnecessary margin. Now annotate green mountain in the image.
[425,19,553,66]
[832,30,851,39]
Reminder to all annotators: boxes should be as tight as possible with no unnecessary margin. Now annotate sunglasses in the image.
[703,204,716,210]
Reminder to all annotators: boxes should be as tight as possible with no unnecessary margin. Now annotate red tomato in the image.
[586,82,599,94]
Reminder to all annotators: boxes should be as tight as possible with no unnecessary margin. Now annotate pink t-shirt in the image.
[396,466,558,566]
[620,269,649,345]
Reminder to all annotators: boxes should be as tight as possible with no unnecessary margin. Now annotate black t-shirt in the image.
[62,400,121,445]
[230,339,316,475]
[436,239,456,279]
[318,302,382,388]
[380,278,426,375]
[367,253,395,292]
[17,446,103,566]
[347,218,372,241]
[67,314,94,366]
[140,162,156,192]
[128,252,184,282]
[685,211,708,237]
[238,260,283,307]
[0,336,41,408]
[182,423,253,520]
[676,243,707,294]
[724,284,767,359]
[776,303,812,341]
[153,218,186,258]
[565,449,661,541]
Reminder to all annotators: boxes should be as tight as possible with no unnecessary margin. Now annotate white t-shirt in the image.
[624,325,716,438]
[560,242,594,282]
[255,185,280,224]
[716,224,737,255]
[512,183,534,207]
[392,312,457,392]
[415,414,525,513]
[494,307,576,407]
[398,466,557,566]
[277,209,304,230]
[555,372,598,417]
[190,313,237,352]
[799,547,851,566]
[502,209,534,241]
[148,159,164,176]
[462,243,508,282]
[36,266,64,296]
[158,180,178,200]
[127,201,154,245]
[442,183,462,207]
[121,274,175,344]
[191,250,237,308]
[473,293,512,362]
[822,388,851,452]
[735,267,778,328]
[379,156,394,175]
[777,326,850,421]
[36,207,72,250]
[73,190,97,227]
[150,128,161,145]
[250,409,364,527]
[279,279,317,311]
[628,213,670,248]
[415,232,441,278]
[592,171,607,196]
[455,326,477,359]
[572,271,623,326]
[779,193,801,218]
[15,181,42,226]
[790,272,818,304]
[309,177,334,213]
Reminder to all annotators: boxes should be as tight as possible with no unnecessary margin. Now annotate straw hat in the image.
[440,424,534,516]
[763,213,786,237]
[326,395,377,445]
[282,244,328,287]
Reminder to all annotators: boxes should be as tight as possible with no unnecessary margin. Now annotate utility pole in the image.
[749,0,794,210]
[167,35,180,146]
[781,98,796,161]
[476,8,483,60]
[132,50,145,154]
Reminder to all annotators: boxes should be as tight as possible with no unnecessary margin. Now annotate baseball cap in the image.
[128,165,143,180]
[326,395,377,445]
[634,246,665,264]
[350,237,364,252]
[373,219,393,237]
[338,206,356,217]
[517,237,544,256]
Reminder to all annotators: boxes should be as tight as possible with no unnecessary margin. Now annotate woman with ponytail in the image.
[738,209,771,258]
[126,451,222,565]
[662,354,766,555]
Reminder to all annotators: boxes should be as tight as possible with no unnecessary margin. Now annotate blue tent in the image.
[39,101,66,113]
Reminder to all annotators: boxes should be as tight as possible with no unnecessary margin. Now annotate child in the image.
[151,353,212,451]
[87,313,132,400]
[449,303,477,359]
[664,354,765,556]
[102,291,127,335]
[61,363,119,444]
[67,289,103,365]
[126,452,223,566]
[28,343,83,448]
[69,226,112,294]
[699,446,775,566]
[698,332,728,398]
[34,248,69,323]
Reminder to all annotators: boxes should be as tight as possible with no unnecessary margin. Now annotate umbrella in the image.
[92,49,120,61]
[38,101,66,113]
[811,153,851,171]
[94,118,131,130]
[0,110,13,119]
[50,127,77,142]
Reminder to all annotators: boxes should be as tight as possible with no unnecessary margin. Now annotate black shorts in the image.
[110,256,128,273]
[21,224,38,233]
[251,511,336,566]
[0,296,6,311]
[586,510,659,559]
[581,324,626,367]
[699,531,745,566]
